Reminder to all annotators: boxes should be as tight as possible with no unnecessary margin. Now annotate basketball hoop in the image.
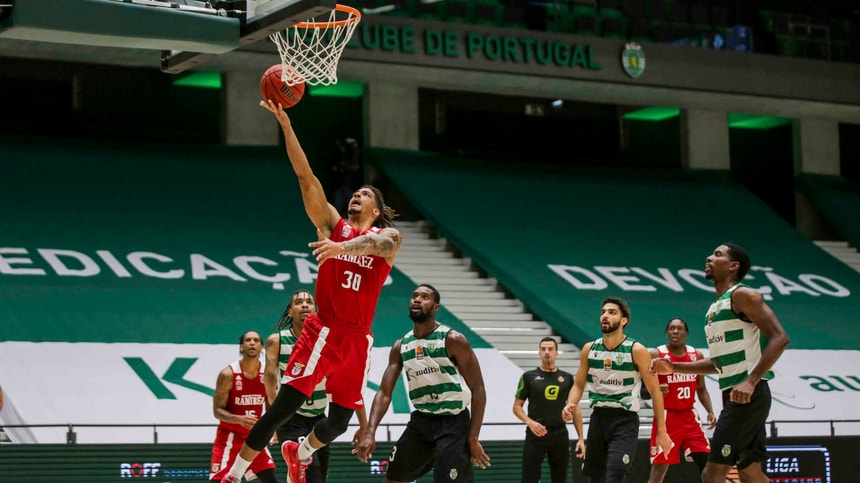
[269,4,361,86]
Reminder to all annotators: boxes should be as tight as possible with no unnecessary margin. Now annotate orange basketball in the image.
[260,64,305,108]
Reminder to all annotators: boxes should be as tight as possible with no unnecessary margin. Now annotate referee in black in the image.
[513,337,583,483]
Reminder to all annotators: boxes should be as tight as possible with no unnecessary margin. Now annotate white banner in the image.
[0,342,522,444]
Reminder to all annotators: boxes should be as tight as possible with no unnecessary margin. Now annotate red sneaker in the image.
[281,440,312,483]
[220,475,239,483]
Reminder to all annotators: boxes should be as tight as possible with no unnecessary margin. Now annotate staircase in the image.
[395,220,582,372]
[815,240,860,273]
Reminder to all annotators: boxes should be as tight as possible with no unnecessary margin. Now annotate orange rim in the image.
[296,4,361,29]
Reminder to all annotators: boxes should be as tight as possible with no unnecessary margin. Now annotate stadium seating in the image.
[355,0,858,63]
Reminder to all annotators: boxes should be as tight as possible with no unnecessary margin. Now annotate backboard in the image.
[161,0,336,74]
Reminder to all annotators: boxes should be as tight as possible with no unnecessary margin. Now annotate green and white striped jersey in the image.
[705,283,774,390]
[586,337,641,412]
[400,323,471,416]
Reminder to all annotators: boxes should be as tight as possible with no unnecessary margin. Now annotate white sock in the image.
[297,438,316,461]
[229,455,253,479]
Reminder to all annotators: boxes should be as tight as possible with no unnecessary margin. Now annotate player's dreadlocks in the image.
[363,185,398,228]
[273,289,313,333]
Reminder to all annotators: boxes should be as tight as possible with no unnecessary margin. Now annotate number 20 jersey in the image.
[656,344,699,410]
[314,219,392,330]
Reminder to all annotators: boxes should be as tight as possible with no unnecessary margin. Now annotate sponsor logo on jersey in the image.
[235,375,243,391]
[603,358,612,371]
[666,373,697,383]
[341,224,352,238]
[333,253,375,268]
[416,345,424,360]
[406,366,440,381]
[234,394,265,406]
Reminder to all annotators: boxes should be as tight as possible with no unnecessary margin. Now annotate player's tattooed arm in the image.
[340,228,402,258]
[310,227,402,264]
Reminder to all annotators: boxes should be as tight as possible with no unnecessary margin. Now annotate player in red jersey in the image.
[647,318,717,483]
[210,330,277,483]
[220,101,402,483]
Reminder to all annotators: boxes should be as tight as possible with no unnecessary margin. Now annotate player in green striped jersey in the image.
[355,284,491,482]
[650,243,789,483]
[563,296,672,482]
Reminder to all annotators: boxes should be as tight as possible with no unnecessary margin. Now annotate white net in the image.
[269,4,361,86]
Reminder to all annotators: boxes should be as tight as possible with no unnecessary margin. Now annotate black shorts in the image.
[709,380,771,469]
[521,425,570,483]
[582,407,639,479]
[386,410,473,483]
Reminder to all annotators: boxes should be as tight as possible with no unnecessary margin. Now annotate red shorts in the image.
[650,408,710,465]
[209,426,275,480]
[280,313,373,410]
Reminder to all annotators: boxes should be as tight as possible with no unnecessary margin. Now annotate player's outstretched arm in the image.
[651,355,719,376]
[260,100,340,237]
[355,341,403,462]
[447,330,491,469]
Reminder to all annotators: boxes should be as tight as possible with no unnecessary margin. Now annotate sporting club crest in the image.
[621,42,645,78]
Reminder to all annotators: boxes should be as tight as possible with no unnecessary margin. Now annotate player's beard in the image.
[409,307,432,324]
[600,320,621,334]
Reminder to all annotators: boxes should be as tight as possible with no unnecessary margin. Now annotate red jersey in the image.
[314,218,392,330]
[219,360,266,436]
[656,344,699,410]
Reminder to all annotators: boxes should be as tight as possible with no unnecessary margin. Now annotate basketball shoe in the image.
[219,475,239,483]
[281,440,312,483]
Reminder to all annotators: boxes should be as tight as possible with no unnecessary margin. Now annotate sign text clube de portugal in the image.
[348,23,602,70]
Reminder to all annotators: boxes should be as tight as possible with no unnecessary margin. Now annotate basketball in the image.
[260,64,305,108]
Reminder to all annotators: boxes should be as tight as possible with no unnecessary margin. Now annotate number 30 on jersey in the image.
[341,270,362,291]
